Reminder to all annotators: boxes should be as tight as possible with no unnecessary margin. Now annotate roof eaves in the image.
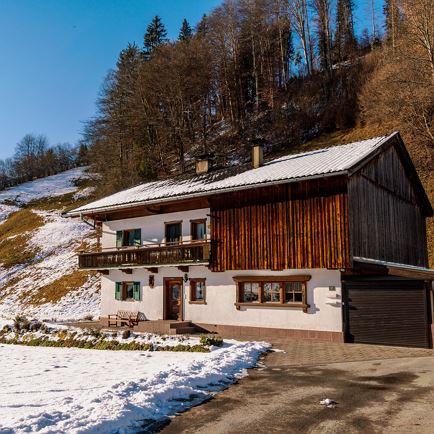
[65,170,349,217]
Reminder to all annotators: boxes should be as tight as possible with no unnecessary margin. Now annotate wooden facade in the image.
[348,142,429,267]
[209,177,350,271]
[78,135,432,273]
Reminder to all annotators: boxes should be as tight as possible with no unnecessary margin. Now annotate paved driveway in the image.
[161,340,434,434]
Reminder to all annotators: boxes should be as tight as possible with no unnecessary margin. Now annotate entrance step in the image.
[168,326,196,335]
[133,320,196,335]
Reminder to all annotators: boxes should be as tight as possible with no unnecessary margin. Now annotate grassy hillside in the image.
[0,168,100,321]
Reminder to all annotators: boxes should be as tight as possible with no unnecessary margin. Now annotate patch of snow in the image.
[73,186,95,200]
[0,340,269,433]
[0,210,99,321]
[0,167,88,206]
[0,203,20,224]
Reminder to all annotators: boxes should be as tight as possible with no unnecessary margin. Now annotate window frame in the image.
[116,228,141,248]
[190,218,207,242]
[115,281,141,301]
[189,278,206,304]
[164,221,182,245]
[233,275,311,313]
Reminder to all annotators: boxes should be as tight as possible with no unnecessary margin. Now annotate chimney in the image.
[195,153,214,175]
[251,139,264,169]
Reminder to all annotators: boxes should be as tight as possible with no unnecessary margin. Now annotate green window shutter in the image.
[133,229,141,247]
[115,282,122,300]
[116,231,123,248]
[133,282,141,301]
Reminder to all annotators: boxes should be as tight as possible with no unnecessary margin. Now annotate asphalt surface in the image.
[160,341,434,434]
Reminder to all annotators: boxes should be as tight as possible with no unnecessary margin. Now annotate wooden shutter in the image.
[115,282,122,300]
[133,229,141,247]
[133,282,141,301]
[116,231,123,248]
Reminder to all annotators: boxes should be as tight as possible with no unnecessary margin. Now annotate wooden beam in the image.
[177,266,189,273]
[100,270,109,275]
[121,268,133,274]
[146,267,159,274]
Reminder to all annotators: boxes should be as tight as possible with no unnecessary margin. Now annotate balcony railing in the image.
[78,241,211,270]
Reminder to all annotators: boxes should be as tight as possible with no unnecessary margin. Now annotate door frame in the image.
[163,277,184,321]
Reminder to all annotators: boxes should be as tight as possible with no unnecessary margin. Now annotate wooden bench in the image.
[107,311,140,328]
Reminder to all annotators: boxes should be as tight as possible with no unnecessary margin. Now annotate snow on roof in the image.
[68,134,392,216]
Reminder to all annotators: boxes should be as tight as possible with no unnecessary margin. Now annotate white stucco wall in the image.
[100,266,343,332]
[101,208,210,249]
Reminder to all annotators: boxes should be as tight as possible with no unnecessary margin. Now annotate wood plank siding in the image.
[209,177,350,271]
[348,145,428,267]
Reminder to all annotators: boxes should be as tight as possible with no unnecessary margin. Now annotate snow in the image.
[0,340,269,433]
[68,134,393,215]
[0,166,100,322]
[0,203,20,224]
[0,167,89,206]
[0,210,99,320]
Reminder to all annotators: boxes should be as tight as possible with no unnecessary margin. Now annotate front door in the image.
[165,279,183,320]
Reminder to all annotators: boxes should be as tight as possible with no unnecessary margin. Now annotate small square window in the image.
[190,279,206,303]
[242,282,259,302]
[264,282,281,303]
[285,281,303,304]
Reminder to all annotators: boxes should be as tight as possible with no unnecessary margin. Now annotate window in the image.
[191,219,206,241]
[116,229,141,248]
[285,281,303,303]
[190,278,206,304]
[263,282,281,303]
[241,282,260,302]
[115,282,141,301]
[234,276,310,312]
[165,222,182,244]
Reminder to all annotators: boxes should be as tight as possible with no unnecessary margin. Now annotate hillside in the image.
[0,168,100,321]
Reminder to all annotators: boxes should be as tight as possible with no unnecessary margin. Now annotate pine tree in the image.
[144,16,168,56]
[179,18,193,41]
[196,14,208,36]
[335,0,356,62]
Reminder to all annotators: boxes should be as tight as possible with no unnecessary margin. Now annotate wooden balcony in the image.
[78,241,211,270]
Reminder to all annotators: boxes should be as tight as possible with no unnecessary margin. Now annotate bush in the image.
[200,335,223,347]
[13,316,30,332]
[29,320,42,332]
[121,329,131,340]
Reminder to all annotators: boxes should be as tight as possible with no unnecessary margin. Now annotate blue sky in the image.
[0,0,384,160]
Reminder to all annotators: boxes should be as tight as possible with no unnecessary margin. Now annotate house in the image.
[66,132,434,348]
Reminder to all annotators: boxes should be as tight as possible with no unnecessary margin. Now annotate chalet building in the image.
[67,132,434,348]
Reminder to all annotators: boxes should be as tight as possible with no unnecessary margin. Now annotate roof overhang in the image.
[353,257,434,281]
[64,170,348,218]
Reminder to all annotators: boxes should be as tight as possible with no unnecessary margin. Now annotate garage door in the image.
[344,279,431,348]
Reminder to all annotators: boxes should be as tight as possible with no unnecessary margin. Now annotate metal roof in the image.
[67,134,394,216]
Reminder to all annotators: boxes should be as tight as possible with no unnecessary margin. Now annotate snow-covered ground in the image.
[0,167,87,207]
[0,167,100,321]
[0,340,269,433]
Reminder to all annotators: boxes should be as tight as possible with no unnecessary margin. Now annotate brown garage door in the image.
[344,279,431,348]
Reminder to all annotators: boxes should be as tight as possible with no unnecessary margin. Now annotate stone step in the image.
[169,321,192,329]
[169,326,196,335]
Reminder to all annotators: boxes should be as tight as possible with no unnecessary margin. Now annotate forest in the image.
[0,135,88,190]
[84,0,433,197]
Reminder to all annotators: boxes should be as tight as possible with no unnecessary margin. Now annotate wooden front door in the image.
[165,279,183,320]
